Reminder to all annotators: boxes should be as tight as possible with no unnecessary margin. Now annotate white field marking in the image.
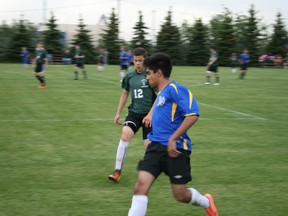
[199,102,267,120]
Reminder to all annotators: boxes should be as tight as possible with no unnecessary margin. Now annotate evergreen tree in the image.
[180,20,193,65]
[71,17,96,63]
[267,12,288,56]
[131,11,150,51]
[187,19,208,66]
[7,18,36,62]
[43,14,63,55]
[156,10,182,65]
[101,8,119,64]
[0,21,13,62]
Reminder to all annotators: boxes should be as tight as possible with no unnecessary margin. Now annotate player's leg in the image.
[205,69,212,85]
[120,65,125,81]
[128,171,155,216]
[38,71,46,88]
[74,65,79,80]
[239,65,245,79]
[142,123,152,150]
[81,64,87,80]
[214,71,220,86]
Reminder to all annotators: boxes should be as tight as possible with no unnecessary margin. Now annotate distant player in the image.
[127,49,134,70]
[119,47,129,81]
[20,47,30,69]
[127,53,218,216]
[239,49,251,79]
[74,45,87,80]
[32,42,48,88]
[231,53,238,74]
[97,48,105,72]
[205,47,220,85]
[108,48,156,182]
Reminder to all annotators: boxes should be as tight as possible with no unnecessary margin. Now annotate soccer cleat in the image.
[213,83,220,86]
[108,170,121,182]
[204,194,218,216]
[39,84,47,88]
[204,82,211,85]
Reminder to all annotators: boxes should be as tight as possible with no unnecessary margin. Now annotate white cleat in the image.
[213,83,220,86]
[205,82,211,85]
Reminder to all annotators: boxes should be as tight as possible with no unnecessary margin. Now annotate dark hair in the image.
[210,46,216,50]
[144,52,172,78]
[133,47,148,58]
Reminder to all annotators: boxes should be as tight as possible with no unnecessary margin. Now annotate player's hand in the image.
[142,114,152,127]
[168,139,181,158]
[114,114,122,126]
[44,64,48,69]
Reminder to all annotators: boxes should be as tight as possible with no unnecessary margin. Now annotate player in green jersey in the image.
[32,42,48,88]
[205,47,220,86]
[108,48,156,182]
[74,45,87,80]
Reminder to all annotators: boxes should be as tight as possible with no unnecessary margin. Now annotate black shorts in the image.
[120,65,128,70]
[241,64,248,70]
[208,65,218,73]
[138,142,192,184]
[35,64,44,73]
[123,111,152,140]
[75,63,84,69]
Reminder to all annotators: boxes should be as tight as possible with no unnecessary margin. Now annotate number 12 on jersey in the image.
[134,89,143,98]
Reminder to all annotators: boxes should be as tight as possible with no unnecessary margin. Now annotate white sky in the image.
[0,0,287,41]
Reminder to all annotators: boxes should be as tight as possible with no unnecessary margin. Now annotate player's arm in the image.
[208,57,218,66]
[168,115,199,158]
[114,90,129,126]
[142,100,156,127]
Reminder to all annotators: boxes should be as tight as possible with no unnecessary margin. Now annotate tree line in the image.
[0,5,287,65]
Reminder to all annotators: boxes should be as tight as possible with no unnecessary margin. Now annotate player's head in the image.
[75,45,80,50]
[120,46,125,52]
[133,48,147,72]
[243,48,248,54]
[37,42,43,49]
[22,47,26,51]
[145,52,172,88]
[210,46,216,53]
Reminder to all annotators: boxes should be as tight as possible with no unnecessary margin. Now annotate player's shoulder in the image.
[167,81,188,94]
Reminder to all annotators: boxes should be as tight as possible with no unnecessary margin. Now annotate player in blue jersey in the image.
[20,47,30,69]
[119,47,129,81]
[239,49,251,79]
[127,53,218,216]
[127,49,134,70]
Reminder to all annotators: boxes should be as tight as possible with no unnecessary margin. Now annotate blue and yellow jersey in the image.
[239,53,250,65]
[148,81,200,152]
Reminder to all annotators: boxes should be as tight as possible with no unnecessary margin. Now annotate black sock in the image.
[206,76,211,82]
[74,71,78,79]
[40,76,45,84]
[35,75,42,82]
[216,76,220,83]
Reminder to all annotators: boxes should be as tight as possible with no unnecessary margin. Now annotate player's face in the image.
[133,55,145,71]
[146,69,159,88]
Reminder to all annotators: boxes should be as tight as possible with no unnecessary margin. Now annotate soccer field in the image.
[0,64,287,216]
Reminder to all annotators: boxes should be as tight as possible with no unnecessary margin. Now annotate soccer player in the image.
[127,49,134,70]
[20,47,30,69]
[108,48,156,182]
[32,42,48,88]
[119,47,129,81]
[239,49,251,79]
[97,48,105,72]
[205,46,220,86]
[74,45,87,80]
[127,53,218,216]
[231,53,238,74]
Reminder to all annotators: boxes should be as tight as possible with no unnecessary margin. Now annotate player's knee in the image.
[121,133,130,142]
[173,189,190,203]
[133,179,148,195]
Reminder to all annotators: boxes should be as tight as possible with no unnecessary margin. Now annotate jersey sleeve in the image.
[122,73,131,91]
[176,85,200,117]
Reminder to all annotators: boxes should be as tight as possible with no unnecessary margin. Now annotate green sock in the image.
[206,76,211,82]
[216,77,220,83]
[74,71,78,80]
[83,71,87,80]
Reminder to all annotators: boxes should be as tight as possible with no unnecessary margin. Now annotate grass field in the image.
[0,63,287,216]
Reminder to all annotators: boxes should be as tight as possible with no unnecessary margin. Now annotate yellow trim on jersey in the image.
[169,83,178,94]
[188,90,193,108]
[183,138,188,150]
[185,113,197,116]
[171,102,177,122]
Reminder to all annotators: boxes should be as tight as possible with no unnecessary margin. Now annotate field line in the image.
[199,102,267,120]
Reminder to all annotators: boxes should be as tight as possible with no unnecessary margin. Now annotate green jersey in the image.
[209,53,218,66]
[75,50,84,64]
[35,48,47,64]
[122,70,156,115]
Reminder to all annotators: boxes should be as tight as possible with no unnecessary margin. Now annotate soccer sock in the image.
[74,71,78,79]
[216,76,220,83]
[35,76,42,83]
[115,139,129,171]
[40,76,45,84]
[239,72,244,79]
[83,71,87,79]
[120,71,125,79]
[206,76,211,82]
[188,188,210,208]
[128,195,148,216]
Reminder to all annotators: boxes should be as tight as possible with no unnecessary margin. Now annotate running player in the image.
[32,42,48,88]
[74,45,87,80]
[20,47,30,69]
[119,47,129,81]
[239,49,251,79]
[128,53,218,216]
[108,48,156,182]
[231,53,238,74]
[205,47,220,86]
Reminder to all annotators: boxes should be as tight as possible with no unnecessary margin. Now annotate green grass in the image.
[0,63,287,216]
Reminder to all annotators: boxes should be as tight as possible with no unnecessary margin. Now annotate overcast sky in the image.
[0,0,287,41]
